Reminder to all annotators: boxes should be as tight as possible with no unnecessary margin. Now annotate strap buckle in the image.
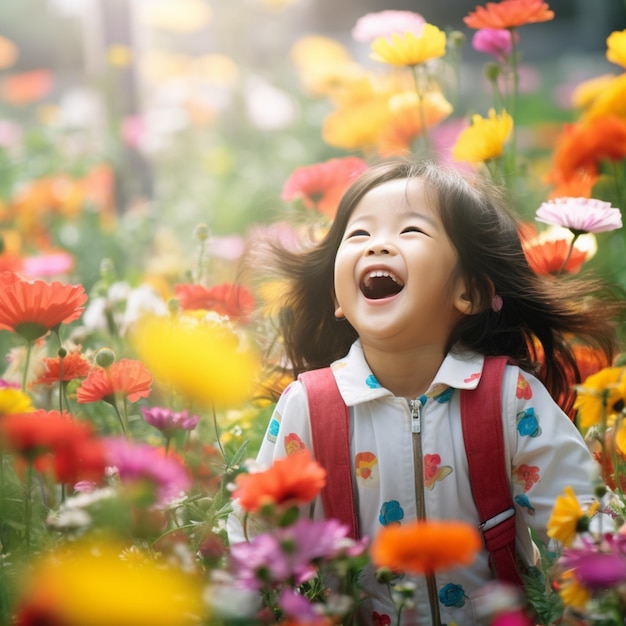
[479,507,515,532]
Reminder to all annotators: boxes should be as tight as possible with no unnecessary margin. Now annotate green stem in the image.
[211,403,226,462]
[411,65,432,157]
[112,401,128,437]
[21,341,32,392]
[557,233,580,275]
[24,461,33,555]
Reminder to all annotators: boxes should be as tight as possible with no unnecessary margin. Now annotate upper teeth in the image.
[365,270,404,286]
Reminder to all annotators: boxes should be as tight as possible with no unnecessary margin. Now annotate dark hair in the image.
[253,156,622,412]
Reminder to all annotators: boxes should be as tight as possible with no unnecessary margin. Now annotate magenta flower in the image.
[351,10,425,44]
[279,588,324,624]
[105,437,191,505]
[472,28,517,60]
[561,543,626,589]
[141,406,199,435]
[535,197,623,234]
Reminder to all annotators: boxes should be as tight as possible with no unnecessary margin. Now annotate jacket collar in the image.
[331,340,486,406]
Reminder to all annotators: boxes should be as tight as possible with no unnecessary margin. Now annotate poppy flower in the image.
[370,519,481,575]
[535,197,622,235]
[352,10,425,44]
[452,108,513,164]
[50,436,107,485]
[547,486,599,547]
[233,449,326,513]
[521,231,591,275]
[33,348,92,386]
[76,358,152,405]
[174,282,255,322]
[370,23,446,67]
[0,272,87,342]
[0,409,93,461]
[281,157,369,219]
[0,69,53,105]
[463,0,554,30]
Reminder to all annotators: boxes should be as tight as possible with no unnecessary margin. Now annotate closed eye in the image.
[401,226,425,234]
[346,229,369,238]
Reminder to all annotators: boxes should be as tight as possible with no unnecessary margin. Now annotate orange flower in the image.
[174,283,255,322]
[76,358,152,404]
[232,449,326,513]
[548,117,626,186]
[33,349,92,386]
[464,0,554,30]
[0,272,87,341]
[521,233,590,275]
[370,519,481,575]
[281,157,369,219]
[0,69,54,105]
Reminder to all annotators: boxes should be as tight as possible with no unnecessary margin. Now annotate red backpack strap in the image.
[298,368,359,541]
[461,355,522,587]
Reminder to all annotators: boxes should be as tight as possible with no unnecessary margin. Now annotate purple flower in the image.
[351,10,425,44]
[561,544,626,589]
[536,197,623,234]
[105,437,191,505]
[141,406,199,435]
[229,518,363,590]
[472,28,516,60]
[278,588,323,623]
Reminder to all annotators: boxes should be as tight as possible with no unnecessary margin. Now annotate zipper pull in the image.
[409,398,422,433]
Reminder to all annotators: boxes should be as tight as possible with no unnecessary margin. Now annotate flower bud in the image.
[58,347,68,358]
[484,62,500,83]
[448,30,465,48]
[194,223,210,242]
[95,348,116,368]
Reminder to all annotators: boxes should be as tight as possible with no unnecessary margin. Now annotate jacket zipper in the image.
[409,398,442,626]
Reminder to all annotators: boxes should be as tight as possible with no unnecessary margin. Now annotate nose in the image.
[365,240,395,256]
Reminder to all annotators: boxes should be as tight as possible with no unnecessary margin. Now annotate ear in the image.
[453,277,495,315]
[334,305,345,319]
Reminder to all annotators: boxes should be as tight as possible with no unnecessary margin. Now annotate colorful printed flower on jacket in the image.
[370,519,481,575]
[452,108,513,164]
[535,197,623,235]
[233,449,326,513]
[174,282,255,322]
[76,358,152,405]
[0,272,87,342]
[281,157,368,219]
[464,0,554,30]
[370,23,446,67]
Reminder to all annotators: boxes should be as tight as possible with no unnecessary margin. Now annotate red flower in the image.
[233,449,326,513]
[33,348,92,386]
[0,69,54,105]
[281,157,369,219]
[174,283,255,322]
[464,0,554,30]
[0,409,92,460]
[76,358,152,404]
[50,436,107,484]
[0,272,87,341]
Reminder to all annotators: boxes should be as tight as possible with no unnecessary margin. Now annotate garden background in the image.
[1,1,626,625]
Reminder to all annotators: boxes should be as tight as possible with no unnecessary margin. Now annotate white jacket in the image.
[230,340,598,625]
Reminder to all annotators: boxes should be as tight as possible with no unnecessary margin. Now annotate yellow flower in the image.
[607,29,626,69]
[0,387,33,416]
[131,314,259,408]
[14,538,205,626]
[547,486,599,547]
[571,74,616,110]
[583,73,626,121]
[574,366,626,429]
[452,108,513,164]
[107,45,132,67]
[370,24,447,67]
[558,569,591,611]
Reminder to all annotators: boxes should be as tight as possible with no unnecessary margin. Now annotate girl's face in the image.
[333,177,472,355]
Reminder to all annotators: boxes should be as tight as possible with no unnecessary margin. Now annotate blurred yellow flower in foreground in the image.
[14,539,205,626]
[558,569,591,611]
[452,108,513,164]
[607,29,626,69]
[547,485,599,547]
[370,24,447,67]
[574,366,626,429]
[131,315,259,407]
[0,387,33,416]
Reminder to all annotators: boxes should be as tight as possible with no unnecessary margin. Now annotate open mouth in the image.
[360,270,404,300]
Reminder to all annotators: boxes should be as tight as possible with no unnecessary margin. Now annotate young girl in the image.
[230,158,622,625]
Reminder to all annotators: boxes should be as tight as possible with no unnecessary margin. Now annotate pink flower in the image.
[472,28,517,60]
[561,539,626,590]
[141,406,199,435]
[22,251,75,278]
[352,10,425,44]
[535,197,623,234]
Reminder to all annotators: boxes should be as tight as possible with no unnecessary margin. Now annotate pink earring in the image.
[491,294,503,313]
